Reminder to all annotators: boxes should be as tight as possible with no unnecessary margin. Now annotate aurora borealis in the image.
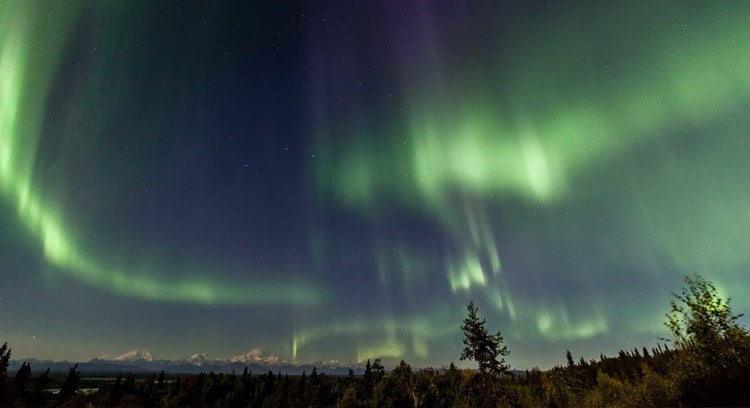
[1,1,749,369]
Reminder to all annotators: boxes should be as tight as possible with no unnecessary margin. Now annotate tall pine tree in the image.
[0,342,11,381]
[460,301,509,375]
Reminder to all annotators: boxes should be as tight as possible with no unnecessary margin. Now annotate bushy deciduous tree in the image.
[665,275,748,370]
[664,275,750,405]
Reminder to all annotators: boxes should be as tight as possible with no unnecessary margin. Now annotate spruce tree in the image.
[460,301,509,375]
[0,342,11,380]
[363,359,374,400]
[14,362,32,400]
[57,363,80,403]
[31,368,49,407]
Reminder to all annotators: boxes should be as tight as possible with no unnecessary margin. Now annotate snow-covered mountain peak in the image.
[188,353,211,365]
[113,350,154,362]
[229,348,282,365]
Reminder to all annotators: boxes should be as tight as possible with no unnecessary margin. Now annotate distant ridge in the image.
[9,347,362,375]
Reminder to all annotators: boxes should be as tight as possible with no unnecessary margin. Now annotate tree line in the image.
[0,275,748,407]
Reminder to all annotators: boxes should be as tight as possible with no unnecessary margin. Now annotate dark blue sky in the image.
[1,0,749,369]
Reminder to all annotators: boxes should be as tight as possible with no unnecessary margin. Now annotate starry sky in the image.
[1,0,749,369]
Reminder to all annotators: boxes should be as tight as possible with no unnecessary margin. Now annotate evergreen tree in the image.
[460,301,509,375]
[375,360,414,407]
[58,363,80,403]
[566,350,575,368]
[0,343,11,406]
[109,371,123,403]
[363,359,374,400]
[14,362,32,400]
[125,372,135,393]
[31,367,49,407]
[371,358,385,382]
[297,370,306,402]
[0,342,10,380]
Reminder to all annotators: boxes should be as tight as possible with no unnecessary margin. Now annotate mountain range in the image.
[9,348,361,375]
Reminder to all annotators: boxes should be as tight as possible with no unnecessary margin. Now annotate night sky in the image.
[1,1,749,369]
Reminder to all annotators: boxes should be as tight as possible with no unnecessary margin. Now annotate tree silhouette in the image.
[0,343,11,406]
[460,301,509,375]
[31,367,49,407]
[664,275,750,405]
[371,358,385,382]
[0,342,10,381]
[363,359,374,400]
[13,362,31,402]
[58,363,80,403]
[665,275,748,370]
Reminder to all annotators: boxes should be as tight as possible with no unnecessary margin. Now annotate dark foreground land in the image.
[1,275,749,407]
[1,347,749,407]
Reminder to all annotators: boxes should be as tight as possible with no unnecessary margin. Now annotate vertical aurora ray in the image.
[0,1,320,306]
[298,1,750,365]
